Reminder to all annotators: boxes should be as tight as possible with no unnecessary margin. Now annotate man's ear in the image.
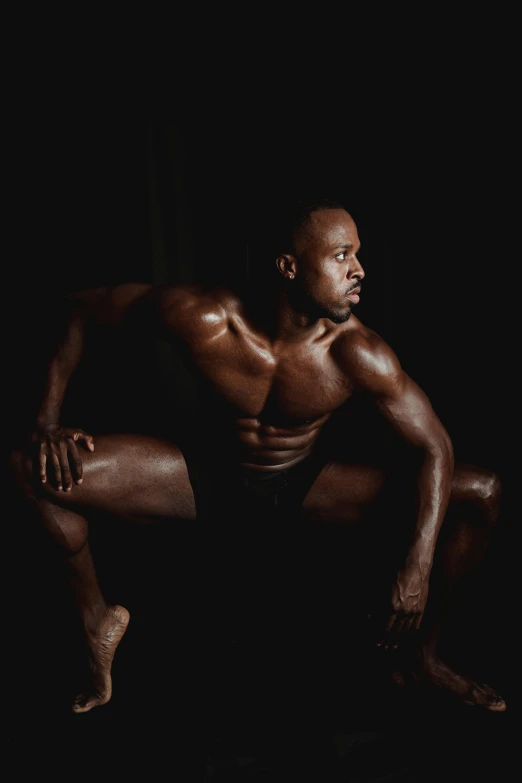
[275,254,297,280]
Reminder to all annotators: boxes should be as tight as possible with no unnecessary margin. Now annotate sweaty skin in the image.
[14,208,506,713]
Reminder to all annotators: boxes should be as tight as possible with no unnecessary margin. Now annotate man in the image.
[11,198,506,714]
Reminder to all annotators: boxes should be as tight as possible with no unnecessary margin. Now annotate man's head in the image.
[268,198,365,324]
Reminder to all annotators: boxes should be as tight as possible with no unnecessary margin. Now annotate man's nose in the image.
[348,257,365,282]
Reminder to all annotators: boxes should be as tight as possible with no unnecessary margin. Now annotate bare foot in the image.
[72,605,130,713]
[389,650,506,712]
[421,657,506,712]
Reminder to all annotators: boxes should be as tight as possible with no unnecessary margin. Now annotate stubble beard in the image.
[326,308,352,325]
[290,285,352,324]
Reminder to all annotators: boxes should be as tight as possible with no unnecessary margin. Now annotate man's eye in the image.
[335,252,346,260]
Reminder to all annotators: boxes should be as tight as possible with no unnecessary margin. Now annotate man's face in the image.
[292,209,365,324]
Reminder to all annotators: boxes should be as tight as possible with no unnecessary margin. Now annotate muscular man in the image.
[11,198,506,714]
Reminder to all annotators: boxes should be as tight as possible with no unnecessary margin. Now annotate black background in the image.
[6,102,519,778]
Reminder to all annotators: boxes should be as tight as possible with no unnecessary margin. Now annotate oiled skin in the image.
[11,208,506,713]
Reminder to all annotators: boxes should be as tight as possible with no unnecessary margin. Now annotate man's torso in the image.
[164,284,364,470]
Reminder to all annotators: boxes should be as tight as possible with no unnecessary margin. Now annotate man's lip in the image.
[347,287,361,302]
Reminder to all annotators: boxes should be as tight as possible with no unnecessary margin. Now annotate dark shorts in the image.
[183,443,330,525]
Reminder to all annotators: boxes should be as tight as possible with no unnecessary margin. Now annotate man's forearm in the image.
[36,306,86,428]
[406,441,454,577]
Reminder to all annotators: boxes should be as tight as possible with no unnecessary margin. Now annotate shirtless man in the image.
[10,198,506,714]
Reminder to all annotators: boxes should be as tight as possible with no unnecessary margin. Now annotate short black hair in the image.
[275,196,349,254]
[247,195,349,280]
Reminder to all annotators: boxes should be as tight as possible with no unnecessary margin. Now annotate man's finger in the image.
[74,432,95,451]
[390,616,409,647]
[60,460,73,491]
[59,443,73,490]
[67,439,84,483]
[377,613,397,646]
[50,452,62,489]
[38,452,47,482]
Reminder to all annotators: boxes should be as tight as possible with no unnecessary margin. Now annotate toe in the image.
[465,683,507,712]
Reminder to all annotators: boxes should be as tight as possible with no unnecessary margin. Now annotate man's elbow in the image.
[430,429,454,471]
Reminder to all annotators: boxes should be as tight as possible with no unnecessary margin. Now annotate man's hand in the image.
[33,425,94,491]
[369,564,430,650]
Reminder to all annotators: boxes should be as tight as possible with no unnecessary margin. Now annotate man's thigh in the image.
[301,461,393,525]
[296,460,415,623]
[35,432,197,521]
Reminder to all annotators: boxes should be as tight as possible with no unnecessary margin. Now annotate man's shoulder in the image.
[156,282,240,334]
[332,318,401,381]
[333,317,385,356]
[161,282,239,314]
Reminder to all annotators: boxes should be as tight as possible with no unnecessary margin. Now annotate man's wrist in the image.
[404,546,434,578]
[36,419,61,431]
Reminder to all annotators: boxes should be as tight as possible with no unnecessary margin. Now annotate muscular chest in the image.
[183,326,352,419]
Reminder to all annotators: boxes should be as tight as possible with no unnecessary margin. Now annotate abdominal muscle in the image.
[234,414,331,472]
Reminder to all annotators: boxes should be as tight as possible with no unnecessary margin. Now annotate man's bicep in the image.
[123,283,212,342]
[122,284,197,339]
[68,283,153,327]
[375,374,451,452]
[346,331,450,451]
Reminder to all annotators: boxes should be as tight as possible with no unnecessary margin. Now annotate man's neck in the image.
[244,280,324,343]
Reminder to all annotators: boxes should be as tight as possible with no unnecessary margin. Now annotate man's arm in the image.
[36,283,154,425]
[33,283,155,490]
[342,328,455,643]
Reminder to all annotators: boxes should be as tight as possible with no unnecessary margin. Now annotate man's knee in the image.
[475,469,502,516]
[10,447,89,555]
[461,467,502,522]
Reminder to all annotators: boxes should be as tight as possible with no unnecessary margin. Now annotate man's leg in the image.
[10,433,197,713]
[300,460,506,711]
[417,464,504,709]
